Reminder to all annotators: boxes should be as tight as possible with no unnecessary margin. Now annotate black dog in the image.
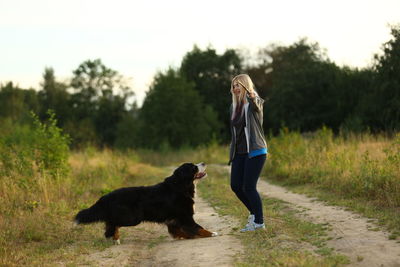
[74,162,217,244]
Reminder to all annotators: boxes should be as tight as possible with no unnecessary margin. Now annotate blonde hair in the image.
[231,74,256,119]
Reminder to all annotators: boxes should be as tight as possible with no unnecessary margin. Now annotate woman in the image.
[229,74,267,232]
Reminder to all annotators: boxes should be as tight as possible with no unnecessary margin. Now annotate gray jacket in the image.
[229,95,267,164]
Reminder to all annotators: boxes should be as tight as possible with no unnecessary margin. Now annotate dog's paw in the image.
[114,239,121,245]
[211,232,218,237]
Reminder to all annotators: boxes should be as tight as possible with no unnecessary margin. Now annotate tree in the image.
[70,59,131,119]
[69,59,133,146]
[370,25,400,131]
[180,46,242,141]
[0,82,39,123]
[94,93,128,146]
[38,67,70,126]
[114,102,140,149]
[255,39,350,133]
[339,67,375,133]
[135,68,219,149]
[241,47,273,101]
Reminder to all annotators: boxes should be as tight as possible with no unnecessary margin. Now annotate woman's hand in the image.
[244,87,255,99]
[247,91,255,99]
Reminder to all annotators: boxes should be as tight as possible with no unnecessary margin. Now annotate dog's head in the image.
[173,162,207,181]
[166,163,207,193]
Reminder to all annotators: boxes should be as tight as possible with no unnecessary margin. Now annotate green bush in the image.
[0,110,70,179]
[31,111,70,178]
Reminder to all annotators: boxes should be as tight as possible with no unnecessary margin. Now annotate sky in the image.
[0,0,399,105]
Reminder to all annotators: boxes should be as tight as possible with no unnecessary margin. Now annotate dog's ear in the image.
[165,163,196,195]
[165,174,194,195]
[173,167,185,179]
[173,163,196,179]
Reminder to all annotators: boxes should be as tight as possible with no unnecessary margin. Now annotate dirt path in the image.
[76,164,400,267]
[257,179,400,267]
[140,196,243,267]
[78,195,243,267]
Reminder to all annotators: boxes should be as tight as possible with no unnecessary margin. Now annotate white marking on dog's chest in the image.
[193,183,197,212]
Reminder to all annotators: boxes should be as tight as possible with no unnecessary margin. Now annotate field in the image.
[0,122,399,266]
[264,128,400,235]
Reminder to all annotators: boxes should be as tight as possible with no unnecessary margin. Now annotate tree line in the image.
[1,25,399,149]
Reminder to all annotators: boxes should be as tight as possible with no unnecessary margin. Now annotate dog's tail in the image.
[74,203,106,225]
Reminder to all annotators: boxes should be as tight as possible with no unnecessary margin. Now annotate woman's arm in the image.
[247,94,264,112]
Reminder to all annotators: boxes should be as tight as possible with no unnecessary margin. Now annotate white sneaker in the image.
[245,214,255,228]
[240,214,254,232]
[240,214,265,232]
[254,222,265,230]
[240,222,265,232]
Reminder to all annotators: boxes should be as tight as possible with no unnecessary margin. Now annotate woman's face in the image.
[232,81,242,96]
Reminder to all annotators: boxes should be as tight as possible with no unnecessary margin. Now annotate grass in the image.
[264,129,400,236]
[1,128,399,265]
[136,140,229,166]
[198,165,349,266]
[0,144,233,266]
[0,148,170,266]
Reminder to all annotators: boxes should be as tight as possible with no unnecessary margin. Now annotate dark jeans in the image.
[230,153,266,224]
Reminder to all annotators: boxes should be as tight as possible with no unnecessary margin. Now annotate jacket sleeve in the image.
[247,94,264,113]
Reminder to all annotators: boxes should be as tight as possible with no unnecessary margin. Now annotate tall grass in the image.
[198,165,348,266]
[264,127,400,208]
[0,114,169,266]
[136,140,229,166]
[1,114,398,266]
[0,114,229,266]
